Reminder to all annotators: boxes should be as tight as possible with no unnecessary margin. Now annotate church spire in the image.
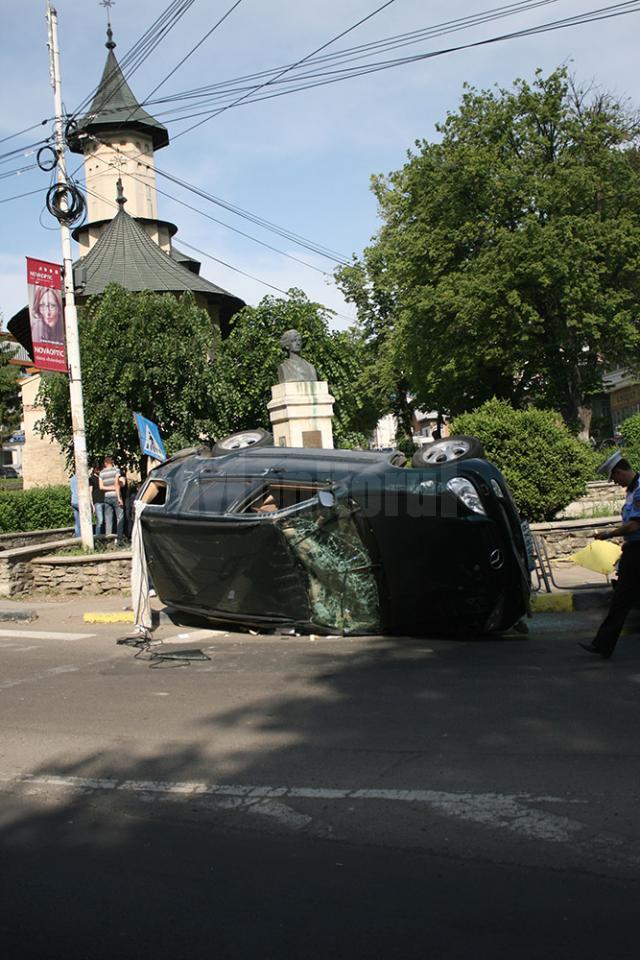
[68,16,169,154]
[100,1,116,49]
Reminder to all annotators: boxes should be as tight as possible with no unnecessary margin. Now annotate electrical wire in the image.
[83,158,341,274]
[0,186,48,205]
[73,0,639,131]
[81,132,350,263]
[0,162,39,181]
[0,138,53,165]
[70,0,198,121]
[80,180,354,322]
[177,238,356,322]
[0,119,51,146]
[140,0,246,105]
[153,164,350,263]
[161,1,640,124]
[134,0,566,115]
[172,0,401,139]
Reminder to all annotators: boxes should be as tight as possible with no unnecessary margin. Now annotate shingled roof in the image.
[8,192,244,360]
[69,28,169,153]
[74,194,241,306]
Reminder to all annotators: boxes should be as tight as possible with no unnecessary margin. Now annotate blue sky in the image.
[1,0,638,328]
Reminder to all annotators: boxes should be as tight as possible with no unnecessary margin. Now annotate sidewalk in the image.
[531,560,612,612]
[0,563,613,623]
[0,592,169,626]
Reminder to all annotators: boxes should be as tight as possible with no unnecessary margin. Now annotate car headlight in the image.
[447,477,487,515]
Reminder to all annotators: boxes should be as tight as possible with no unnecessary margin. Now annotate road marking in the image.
[0,629,96,642]
[0,772,584,844]
[157,629,226,645]
[0,656,113,691]
[0,643,41,651]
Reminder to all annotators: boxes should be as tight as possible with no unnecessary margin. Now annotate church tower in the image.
[69,24,174,255]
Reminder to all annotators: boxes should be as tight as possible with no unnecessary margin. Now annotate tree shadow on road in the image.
[2,626,640,959]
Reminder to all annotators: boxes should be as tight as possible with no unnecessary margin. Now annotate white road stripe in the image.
[157,629,227,645]
[0,656,114,691]
[0,629,96,642]
[0,772,585,844]
[0,643,41,651]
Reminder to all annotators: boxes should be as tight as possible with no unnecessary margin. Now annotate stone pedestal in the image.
[268,380,335,449]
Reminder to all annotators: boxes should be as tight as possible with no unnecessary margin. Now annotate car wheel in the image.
[212,428,274,456]
[411,434,484,467]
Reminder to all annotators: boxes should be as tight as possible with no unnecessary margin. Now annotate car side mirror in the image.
[317,490,336,510]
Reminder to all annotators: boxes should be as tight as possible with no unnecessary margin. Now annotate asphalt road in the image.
[1,607,639,959]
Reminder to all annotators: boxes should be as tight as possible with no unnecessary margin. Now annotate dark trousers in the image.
[594,541,640,656]
[104,495,125,543]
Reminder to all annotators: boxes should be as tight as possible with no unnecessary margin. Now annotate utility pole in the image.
[46,2,94,550]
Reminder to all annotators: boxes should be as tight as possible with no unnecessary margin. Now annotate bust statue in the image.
[277,329,318,383]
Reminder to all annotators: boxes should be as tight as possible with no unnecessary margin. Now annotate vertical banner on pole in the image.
[26,257,68,373]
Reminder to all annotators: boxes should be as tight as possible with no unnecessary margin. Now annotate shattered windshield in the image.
[279,503,380,634]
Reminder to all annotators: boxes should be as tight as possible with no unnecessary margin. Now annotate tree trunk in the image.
[577,404,592,442]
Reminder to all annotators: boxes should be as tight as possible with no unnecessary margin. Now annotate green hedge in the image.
[452,399,593,522]
[0,485,73,534]
[620,413,640,468]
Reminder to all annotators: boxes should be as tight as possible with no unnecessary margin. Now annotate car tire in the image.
[411,434,484,467]
[212,428,274,456]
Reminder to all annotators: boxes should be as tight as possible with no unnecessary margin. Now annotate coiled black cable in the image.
[37,145,58,172]
[45,180,86,225]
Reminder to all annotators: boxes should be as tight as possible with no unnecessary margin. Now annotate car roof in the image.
[152,446,500,490]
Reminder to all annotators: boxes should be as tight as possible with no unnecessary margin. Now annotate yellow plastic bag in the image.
[571,540,621,575]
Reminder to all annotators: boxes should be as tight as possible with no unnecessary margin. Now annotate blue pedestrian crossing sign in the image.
[133,412,167,462]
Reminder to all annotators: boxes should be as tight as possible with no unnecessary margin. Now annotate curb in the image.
[531,588,611,614]
[83,611,134,624]
[0,609,38,622]
[83,609,174,625]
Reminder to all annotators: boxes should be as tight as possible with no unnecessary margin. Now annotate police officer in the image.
[579,451,640,659]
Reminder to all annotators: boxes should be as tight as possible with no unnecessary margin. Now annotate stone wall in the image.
[30,553,131,595]
[0,535,131,597]
[557,480,624,519]
[531,517,621,560]
[0,527,74,551]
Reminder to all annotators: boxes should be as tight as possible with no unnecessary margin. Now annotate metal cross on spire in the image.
[98,0,116,50]
[99,0,116,48]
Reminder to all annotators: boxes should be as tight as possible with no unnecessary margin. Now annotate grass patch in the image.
[571,503,621,520]
[55,539,120,557]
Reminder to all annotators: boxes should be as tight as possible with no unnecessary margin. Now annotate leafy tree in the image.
[0,340,21,444]
[38,285,381,467]
[0,315,21,445]
[209,289,382,447]
[452,398,594,521]
[336,69,640,437]
[38,285,220,471]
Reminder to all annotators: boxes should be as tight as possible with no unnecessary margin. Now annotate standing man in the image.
[89,462,105,536]
[99,456,125,545]
[579,452,640,659]
[70,471,80,538]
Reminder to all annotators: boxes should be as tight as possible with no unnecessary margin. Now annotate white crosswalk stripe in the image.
[0,629,96,642]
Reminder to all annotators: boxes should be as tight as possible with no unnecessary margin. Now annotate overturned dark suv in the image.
[138,434,531,637]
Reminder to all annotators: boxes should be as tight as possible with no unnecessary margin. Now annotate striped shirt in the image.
[100,465,120,495]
